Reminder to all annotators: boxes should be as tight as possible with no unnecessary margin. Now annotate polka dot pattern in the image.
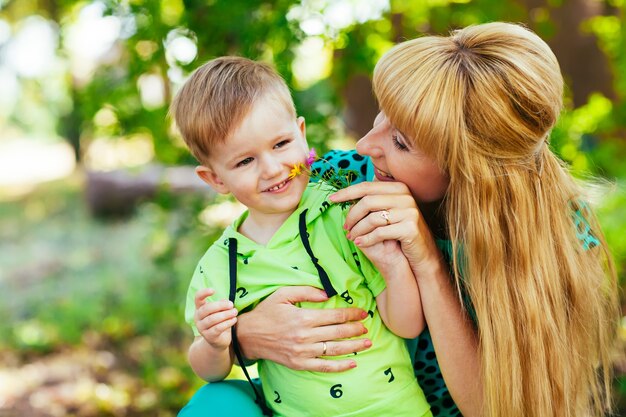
[311,150,371,186]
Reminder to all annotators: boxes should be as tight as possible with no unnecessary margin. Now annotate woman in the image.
[179,22,619,417]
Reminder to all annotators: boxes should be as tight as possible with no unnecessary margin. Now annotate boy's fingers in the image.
[203,316,238,337]
[196,300,235,321]
[211,316,237,333]
[194,288,216,308]
[201,307,237,326]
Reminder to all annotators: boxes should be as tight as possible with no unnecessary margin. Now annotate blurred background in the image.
[0,0,625,416]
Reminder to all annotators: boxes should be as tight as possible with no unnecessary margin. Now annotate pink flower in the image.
[306,148,317,167]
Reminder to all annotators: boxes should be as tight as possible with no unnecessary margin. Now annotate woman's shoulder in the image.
[569,200,601,251]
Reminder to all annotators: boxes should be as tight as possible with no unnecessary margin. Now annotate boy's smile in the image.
[196,93,310,235]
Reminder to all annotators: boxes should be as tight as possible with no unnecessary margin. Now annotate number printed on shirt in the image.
[330,384,343,398]
[384,367,395,383]
[340,290,353,304]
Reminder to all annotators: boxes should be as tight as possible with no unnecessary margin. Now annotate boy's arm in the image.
[188,336,234,381]
[361,242,425,339]
[188,288,237,381]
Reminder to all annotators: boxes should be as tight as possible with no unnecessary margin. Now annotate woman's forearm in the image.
[416,259,483,417]
[188,336,234,382]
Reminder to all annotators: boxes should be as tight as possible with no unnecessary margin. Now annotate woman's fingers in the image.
[265,285,330,305]
[300,306,369,328]
[329,181,410,203]
[286,338,372,372]
[319,339,372,357]
[343,194,416,231]
[301,358,358,373]
[236,285,373,368]
[347,207,416,241]
[305,320,369,343]
[352,222,416,248]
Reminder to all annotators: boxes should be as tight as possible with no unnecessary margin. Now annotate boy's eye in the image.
[236,157,254,167]
[392,134,408,151]
[274,139,290,149]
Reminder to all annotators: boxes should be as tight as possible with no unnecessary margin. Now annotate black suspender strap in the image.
[226,212,335,415]
[298,210,337,298]
[227,238,273,416]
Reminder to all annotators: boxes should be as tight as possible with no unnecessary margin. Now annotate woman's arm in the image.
[413,255,482,417]
[330,181,483,417]
[235,286,373,372]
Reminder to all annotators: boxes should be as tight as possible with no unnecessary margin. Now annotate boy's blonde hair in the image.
[171,56,296,165]
[374,22,619,417]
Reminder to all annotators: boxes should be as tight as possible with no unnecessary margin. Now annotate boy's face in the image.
[197,93,310,223]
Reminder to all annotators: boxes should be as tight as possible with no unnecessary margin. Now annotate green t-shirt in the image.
[185,184,431,417]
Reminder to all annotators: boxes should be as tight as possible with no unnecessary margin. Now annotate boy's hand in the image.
[194,288,238,350]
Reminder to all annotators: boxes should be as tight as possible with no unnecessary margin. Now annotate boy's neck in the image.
[238,210,296,245]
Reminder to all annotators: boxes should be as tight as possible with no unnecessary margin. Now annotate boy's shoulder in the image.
[197,225,238,265]
[301,182,346,222]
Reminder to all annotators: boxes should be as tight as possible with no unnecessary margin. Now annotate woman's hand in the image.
[236,286,372,373]
[330,181,443,279]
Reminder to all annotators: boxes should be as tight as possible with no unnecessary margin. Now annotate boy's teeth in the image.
[268,180,286,191]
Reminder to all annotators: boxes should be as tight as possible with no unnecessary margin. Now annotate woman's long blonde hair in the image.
[374,22,619,417]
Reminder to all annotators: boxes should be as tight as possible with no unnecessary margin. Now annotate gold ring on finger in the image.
[380,210,391,226]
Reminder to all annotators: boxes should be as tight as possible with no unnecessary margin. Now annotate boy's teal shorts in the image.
[178,379,264,417]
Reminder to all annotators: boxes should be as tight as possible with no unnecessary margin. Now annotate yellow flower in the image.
[289,163,305,179]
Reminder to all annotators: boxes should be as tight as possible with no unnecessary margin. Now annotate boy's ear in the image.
[196,165,230,194]
[297,116,307,145]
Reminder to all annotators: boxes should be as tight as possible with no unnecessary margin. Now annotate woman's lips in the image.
[374,167,394,181]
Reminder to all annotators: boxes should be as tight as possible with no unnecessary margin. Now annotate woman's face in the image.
[356,112,449,204]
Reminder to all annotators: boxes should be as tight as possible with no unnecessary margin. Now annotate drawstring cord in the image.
[227,209,337,415]
[228,237,273,416]
[297,209,337,298]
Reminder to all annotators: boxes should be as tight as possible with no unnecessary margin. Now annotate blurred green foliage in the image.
[0,177,220,414]
[1,0,625,415]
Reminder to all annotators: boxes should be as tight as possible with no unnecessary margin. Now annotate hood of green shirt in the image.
[214,183,338,256]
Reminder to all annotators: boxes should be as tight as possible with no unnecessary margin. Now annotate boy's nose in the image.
[259,156,283,179]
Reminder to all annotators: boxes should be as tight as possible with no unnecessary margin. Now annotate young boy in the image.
[172,56,432,417]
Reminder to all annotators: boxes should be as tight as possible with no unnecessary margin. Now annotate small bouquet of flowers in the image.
[289,148,358,209]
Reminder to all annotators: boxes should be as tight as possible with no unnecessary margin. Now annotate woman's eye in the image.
[274,139,290,149]
[236,157,254,167]
[392,134,408,151]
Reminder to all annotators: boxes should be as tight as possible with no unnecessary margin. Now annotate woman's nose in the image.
[356,127,383,158]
